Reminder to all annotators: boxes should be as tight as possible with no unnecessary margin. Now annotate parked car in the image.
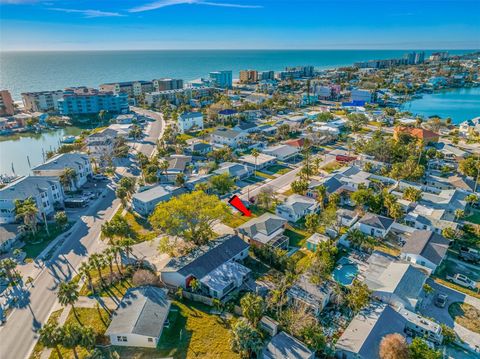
[93,174,108,181]
[446,274,477,290]
[459,247,480,264]
[434,293,448,308]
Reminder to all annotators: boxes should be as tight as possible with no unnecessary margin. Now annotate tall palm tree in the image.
[316,185,327,209]
[89,254,105,285]
[14,197,38,235]
[78,262,94,295]
[78,326,96,353]
[57,281,80,323]
[119,238,135,261]
[59,167,77,192]
[160,160,169,180]
[39,322,64,359]
[251,149,260,177]
[62,323,83,359]
[111,245,123,275]
[103,249,115,278]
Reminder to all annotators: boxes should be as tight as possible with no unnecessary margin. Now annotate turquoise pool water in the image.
[333,260,359,286]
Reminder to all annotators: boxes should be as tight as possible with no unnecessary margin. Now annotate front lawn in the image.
[79,266,134,298]
[264,164,289,174]
[285,225,310,248]
[50,307,111,359]
[448,302,480,334]
[29,309,63,359]
[123,209,156,242]
[254,171,275,180]
[22,223,71,259]
[157,300,239,359]
[466,211,480,225]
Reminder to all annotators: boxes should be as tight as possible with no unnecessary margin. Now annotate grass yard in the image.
[285,225,311,248]
[79,266,134,298]
[22,224,70,259]
[223,211,256,228]
[264,164,290,175]
[49,307,111,359]
[254,171,275,180]
[123,210,156,242]
[243,255,271,279]
[321,161,344,174]
[29,310,63,359]
[466,211,480,225]
[156,300,240,359]
[448,302,480,334]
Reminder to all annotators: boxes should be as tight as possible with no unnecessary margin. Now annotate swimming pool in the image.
[332,259,359,286]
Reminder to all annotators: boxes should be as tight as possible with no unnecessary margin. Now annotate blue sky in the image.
[1,0,479,50]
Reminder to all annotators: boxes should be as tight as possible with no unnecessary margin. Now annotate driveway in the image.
[418,278,480,351]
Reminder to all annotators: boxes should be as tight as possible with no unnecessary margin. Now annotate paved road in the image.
[418,278,480,352]
[0,188,120,359]
[238,156,334,200]
[131,107,165,158]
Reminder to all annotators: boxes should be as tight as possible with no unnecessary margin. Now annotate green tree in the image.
[230,318,264,358]
[346,279,371,313]
[78,262,94,294]
[89,253,105,284]
[101,215,132,244]
[240,293,265,327]
[459,157,480,178]
[62,323,83,359]
[305,213,319,233]
[347,113,368,132]
[316,112,334,122]
[150,191,229,245]
[309,241,337,284]
[39,322,64,359]
[454,209,465,220]
[251,149,260,176]
[209,173,235,195]
[57,281,80,323]
[291,179,309,195]
[14,197,38,235]
[300,323,326,353]
[59,167,77,191]
[403,186,422,202]
[409,337,441,359]
[316,185,327,209]
[54,211,68,229]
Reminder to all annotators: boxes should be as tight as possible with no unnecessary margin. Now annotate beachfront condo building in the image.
[57,87,128,115]
[99,80,154,98]
[0,90,15,116]
[21,90,64,112]
[239,70,258,84]
[209,70,232,88]
[153,78,183,91]
[258,70,275,81]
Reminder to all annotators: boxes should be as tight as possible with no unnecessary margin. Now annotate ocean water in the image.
[0,49,472,100]
[402,87,480,124]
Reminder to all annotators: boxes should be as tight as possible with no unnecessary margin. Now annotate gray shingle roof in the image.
[32,153,89,171]
[163,234,249,279]
[359,213,394,230]
[0,176,60,200]
[263,331,313,359]
[401,230,450,266]
[336,303,407,359]
[106,286,171,338]
[238,213,287,239]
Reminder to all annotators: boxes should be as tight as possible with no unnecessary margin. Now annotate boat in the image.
[61,135,76,144]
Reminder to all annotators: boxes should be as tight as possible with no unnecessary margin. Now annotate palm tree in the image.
[251,149,260,177]
[455,209,465,220]
[119,238,135,261]
[111,244,123,275]
[316,185,327,209]
[103,248,115,278]
[160,160,169,181]
[0,258,19,285]
[78,326,96,353]
[39,322,64,359]
[62,323,83,359]
[89,253,105,285]
[78,262,94,295]
[57,281,80,323]
[14,197,38,235]
[59,167,77,192]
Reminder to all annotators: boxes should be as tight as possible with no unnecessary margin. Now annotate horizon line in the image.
[2,48,479,53]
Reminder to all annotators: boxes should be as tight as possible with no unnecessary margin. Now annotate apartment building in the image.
[239,70,258,84]
[21,90,64,112]
[57,87,128,115]
[209,70,232,88]
[153,78,183,91]
[0,90,15,116]
[0,176,64,224]
[99,80,154,97]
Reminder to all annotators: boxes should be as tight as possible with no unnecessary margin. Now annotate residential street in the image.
[0,187,119,359]
[130,107,165,158]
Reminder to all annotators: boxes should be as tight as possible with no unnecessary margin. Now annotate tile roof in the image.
[401,230,450,265]
[359,213,394,230]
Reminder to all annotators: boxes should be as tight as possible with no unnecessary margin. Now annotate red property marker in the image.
[228,195,252,217]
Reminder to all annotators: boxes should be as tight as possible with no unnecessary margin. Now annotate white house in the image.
[132,185,184,216]
[32,153,92,190]
[356,213,394,238]
[105,286,171,348]
[236,213,289,249]
[161,234,250,299]
[0,176,64,224]
[262,144,299,161]
[210,128,247,148]
[400,230,450,271]
[275,194,318,222]
[177,112,204,133]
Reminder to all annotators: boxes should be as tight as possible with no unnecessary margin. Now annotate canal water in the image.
[401,87,480,124]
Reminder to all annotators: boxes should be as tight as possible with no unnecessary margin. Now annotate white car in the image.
[447,274,477,290]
